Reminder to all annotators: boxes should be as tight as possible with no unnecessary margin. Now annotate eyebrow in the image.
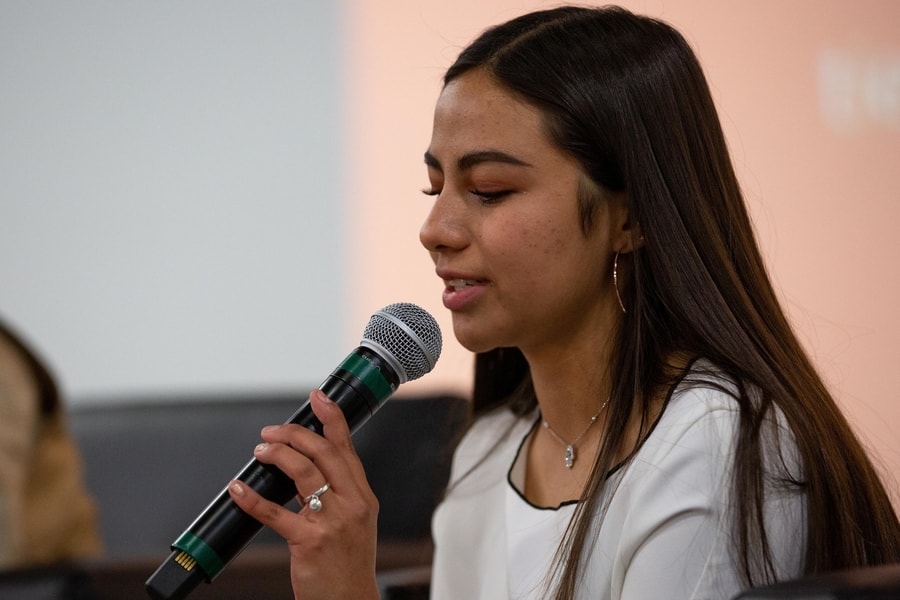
[423,149,532,172]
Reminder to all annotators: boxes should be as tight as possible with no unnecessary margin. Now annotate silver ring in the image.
[303,483,330,513]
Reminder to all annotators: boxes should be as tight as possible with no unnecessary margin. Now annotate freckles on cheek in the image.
[534,226,567,258]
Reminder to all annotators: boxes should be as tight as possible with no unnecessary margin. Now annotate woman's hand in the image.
[227,389,380,600]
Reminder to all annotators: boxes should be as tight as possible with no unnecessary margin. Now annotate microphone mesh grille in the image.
[362,303,442,382]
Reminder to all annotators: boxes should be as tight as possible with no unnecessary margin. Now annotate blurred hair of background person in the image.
[0,316,102,570]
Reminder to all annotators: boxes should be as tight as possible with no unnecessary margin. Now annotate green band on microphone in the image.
[340,352,394,400]
[173,531,225,579]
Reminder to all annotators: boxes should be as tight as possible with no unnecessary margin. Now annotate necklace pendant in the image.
[564,445,575,469]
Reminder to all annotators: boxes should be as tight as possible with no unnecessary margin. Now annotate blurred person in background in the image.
[0,316,101,570]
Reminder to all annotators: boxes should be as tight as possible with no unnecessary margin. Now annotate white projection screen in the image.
[1,2,350,399]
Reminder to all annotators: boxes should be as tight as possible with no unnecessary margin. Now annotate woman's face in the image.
[420,68,624,357]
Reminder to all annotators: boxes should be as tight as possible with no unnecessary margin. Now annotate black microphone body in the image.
[145,304,441,600]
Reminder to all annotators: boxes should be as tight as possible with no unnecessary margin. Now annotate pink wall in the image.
[345,1,900,504]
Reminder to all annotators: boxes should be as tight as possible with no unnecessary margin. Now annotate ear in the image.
[609,192,644,254]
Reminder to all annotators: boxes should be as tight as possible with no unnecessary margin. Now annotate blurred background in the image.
[2,0,898,506]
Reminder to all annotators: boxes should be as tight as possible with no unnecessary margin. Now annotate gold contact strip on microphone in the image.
[173,551,197,572]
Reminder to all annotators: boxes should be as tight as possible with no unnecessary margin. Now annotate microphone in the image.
[145,302,442,600]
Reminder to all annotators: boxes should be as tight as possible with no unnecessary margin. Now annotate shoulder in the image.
[633,360,756,471]
[653,360,742,441]
[635,358,799,478]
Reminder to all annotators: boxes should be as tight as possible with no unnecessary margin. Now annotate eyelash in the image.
[470,189,511,204]
[420,188,511,204]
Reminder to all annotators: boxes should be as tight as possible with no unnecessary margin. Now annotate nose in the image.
[419,193,468,254]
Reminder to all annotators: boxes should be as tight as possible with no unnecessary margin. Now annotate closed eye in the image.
[470,189,512,204]
[420,188,513,203]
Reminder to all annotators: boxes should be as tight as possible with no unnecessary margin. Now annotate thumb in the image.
[309,389,353,448]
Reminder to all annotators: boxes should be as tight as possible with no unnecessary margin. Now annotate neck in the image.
[525,339,613,440]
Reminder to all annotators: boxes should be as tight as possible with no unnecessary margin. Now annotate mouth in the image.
[446,278,482,292]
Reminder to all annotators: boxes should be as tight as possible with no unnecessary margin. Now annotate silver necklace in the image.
[541,398,610,469]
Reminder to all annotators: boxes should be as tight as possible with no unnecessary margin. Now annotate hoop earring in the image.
[613,252,626,314]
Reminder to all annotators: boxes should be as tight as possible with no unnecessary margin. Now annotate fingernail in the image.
[313,389,333,403]
[254,443,268,454]
[230,481,245,495]
[262,425,277,434]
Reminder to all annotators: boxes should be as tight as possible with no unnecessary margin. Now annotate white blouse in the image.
[430,370,807,600]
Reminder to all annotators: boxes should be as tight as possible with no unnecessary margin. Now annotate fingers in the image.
[309,389,353,450]
[257,390,368,487]
[251,441,323,496]
[228,479,297,534]
[235,390,372,521]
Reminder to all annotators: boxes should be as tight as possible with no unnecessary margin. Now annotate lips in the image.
[439,274,487,311]
[446,278,481,292]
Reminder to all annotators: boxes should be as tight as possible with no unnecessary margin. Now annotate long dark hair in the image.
[448,5,900,597]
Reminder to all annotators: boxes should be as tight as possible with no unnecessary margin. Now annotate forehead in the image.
[430,69,551,158]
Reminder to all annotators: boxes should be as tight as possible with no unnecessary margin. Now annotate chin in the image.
[459,340,496,354]
[452,323,505,355]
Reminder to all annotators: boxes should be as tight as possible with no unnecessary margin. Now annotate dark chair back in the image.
[732,563,900,599]
[67,391,468,560]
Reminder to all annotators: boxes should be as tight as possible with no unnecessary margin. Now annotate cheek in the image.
[524,218,571,260]
[492,218,551,262]
[499,220,572,285]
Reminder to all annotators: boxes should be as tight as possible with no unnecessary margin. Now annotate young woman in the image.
[230,6,900,599]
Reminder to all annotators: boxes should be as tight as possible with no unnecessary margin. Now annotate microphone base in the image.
[145,549,207,600]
